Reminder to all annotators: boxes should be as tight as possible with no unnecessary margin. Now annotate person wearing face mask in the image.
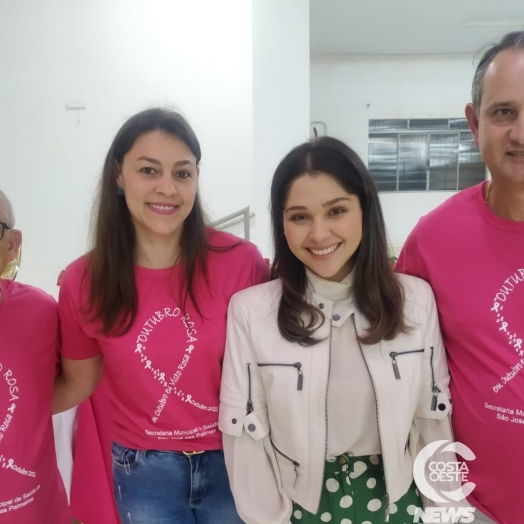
[220,137,460,524]
[52,108,268,524]
[0,191,69,524]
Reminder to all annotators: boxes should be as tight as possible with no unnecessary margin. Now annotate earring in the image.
[117,186,124,196]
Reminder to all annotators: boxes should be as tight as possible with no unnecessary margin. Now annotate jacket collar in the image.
[305,268,353,301]
[305,268,358,328]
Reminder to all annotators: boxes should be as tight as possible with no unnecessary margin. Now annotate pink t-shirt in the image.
[59,230,268,451]
[0,280,69,524]
[397,182,524,524]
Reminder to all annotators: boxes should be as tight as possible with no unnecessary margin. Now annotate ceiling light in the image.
[464,20,524,28]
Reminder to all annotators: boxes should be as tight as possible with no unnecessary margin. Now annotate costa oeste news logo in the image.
[412,440,476,523]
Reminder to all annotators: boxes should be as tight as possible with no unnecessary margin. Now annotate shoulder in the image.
[61,255,90,288]
[398,273,434,315]
[413,183,482,236]
[207,229,266,273]
[207,228,239,246]
[229,279,281,321]
[58,255,91,308]
[398,272,432,296]
[64,254,89,275]
[208,229,262,257]
[3,280,57,318]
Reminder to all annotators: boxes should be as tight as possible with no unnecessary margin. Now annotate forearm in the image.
[52,356,103,414]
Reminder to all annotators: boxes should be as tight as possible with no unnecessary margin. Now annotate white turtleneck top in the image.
[306,268,381,458]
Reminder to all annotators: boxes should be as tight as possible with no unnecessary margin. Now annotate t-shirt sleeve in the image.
[58,263,102,360]
[38,292,62,374]
[396,222,430,282]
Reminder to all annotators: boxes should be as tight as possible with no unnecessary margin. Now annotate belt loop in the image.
[339,453,352,480]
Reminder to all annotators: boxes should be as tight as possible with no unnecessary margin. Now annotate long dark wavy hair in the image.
[270,136,407,346]
[86,108,209,335]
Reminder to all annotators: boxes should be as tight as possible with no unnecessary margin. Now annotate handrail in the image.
[212,206,253,240]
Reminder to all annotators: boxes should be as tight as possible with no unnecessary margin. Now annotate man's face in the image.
[466,49,524,184]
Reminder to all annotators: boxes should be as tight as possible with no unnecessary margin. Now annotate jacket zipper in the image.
[429,346,441,411]
[246,363,254,414]
[257,362,304,391]
[389,349,424,380]
[270,437,300,487]
[352,315,390,522]
[316,322,333,511]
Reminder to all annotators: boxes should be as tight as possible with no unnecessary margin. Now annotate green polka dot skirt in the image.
[290,454,422,524]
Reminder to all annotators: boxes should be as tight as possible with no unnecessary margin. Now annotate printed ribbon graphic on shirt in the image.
[0,361,40,515]
[490,269,524,392]
[132,308,218,440]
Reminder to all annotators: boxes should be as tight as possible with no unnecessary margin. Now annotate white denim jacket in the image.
[220,274,458,524]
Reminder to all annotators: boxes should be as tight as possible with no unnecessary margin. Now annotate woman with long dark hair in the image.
[220,137,459,524]
[53,108,268,524]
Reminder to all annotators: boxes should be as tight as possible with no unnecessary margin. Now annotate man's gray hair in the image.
[472,31,524,109]
[0,191,15,227]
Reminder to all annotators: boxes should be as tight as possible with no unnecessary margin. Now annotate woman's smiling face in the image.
[117,130,199,245]
[283,172,363,282]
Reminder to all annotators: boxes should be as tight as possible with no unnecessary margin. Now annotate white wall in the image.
[252,0,311,257]
[0,0,254,295]
[310,53,486,252]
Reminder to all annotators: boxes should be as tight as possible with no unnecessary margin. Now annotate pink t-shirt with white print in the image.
[0,280,69,524]
[59,230,268,451]
[397,182,524,524]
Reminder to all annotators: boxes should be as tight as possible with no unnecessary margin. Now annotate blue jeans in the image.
[112,442,242,524]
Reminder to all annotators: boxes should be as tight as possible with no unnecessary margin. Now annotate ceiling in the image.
[310,0,524,55]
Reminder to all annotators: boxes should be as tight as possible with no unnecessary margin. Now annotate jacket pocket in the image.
[270,437,300,488]
[257,362,304,391]
[388,349,424,379]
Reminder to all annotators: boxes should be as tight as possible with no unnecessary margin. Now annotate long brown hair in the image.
[86,108,208,335]
[270,136,407,346]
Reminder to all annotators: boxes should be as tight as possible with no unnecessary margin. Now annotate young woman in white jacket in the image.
[220,137,460,524]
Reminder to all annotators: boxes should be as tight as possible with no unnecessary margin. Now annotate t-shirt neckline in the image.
[134,263,183,279]
[477,180,524,232]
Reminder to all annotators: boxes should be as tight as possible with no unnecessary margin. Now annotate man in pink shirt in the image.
[397,32,524,524]
[0,191,69,524]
